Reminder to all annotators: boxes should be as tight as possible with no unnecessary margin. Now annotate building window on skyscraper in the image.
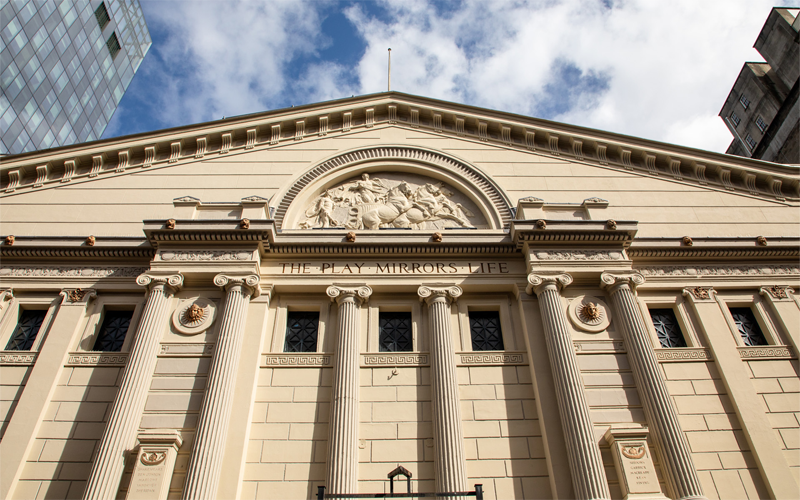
[730,112,740,126]
[106,32,122,59]
[95,2,111,30]
[739,93,750,109]
[745,134,757,150]
[755,116,768,132]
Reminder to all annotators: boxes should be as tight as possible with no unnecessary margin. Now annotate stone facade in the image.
[0,93,798,500]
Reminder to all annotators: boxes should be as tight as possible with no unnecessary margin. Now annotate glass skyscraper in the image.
[1,0,151,155]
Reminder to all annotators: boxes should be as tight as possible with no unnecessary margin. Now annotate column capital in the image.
[526,273,572,296]
[214,273,261,298]
[137,272,184,294]
[760,285,795,301]
[59,288,97,305]
[327,285,372,305]
[682,286,716,302]
[600,272,645,293]
[417,285,462,305]
[0,289,13,310]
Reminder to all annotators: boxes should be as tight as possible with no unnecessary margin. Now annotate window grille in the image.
[744,134,757,151]
[94,3,110,30]
[379,312,412,352]
[5,310,46,351]
[469,311,504,351]
[730,112,740,126]
[729,307,767,346]
[284,311,319,353]
[739,94,749,109]
[93,310,133,351]
[649,308,686,348]
[755,115,768,132]
[106,32,121,59]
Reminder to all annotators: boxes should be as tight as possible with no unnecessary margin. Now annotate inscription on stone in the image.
[604,426,666,499]
[127,450,169,500]
[272,260,522,275]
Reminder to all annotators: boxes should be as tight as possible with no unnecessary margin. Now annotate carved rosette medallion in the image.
[140,451,167,466]
[171,298,217,335]
[568,295,612,333]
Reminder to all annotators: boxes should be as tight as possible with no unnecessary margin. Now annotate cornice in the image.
[1,93,797,204]
[0,237,154,260]
[511,219,638,249]
[628,236,800,260]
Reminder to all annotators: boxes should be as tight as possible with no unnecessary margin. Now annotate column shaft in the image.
[603,274,705,500]
[84,274,182,500]
[326,285,371,494]
[182,274,259,500]
[528,275,610,500]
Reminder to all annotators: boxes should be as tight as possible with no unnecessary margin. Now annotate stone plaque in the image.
[126,431,182,500]
[604,425,667,500]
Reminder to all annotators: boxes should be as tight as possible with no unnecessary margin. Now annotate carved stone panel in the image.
[604,426,667,500]
[296,173,487,230]
[126,431,182,500]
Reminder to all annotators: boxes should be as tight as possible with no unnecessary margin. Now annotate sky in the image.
[102,0,799,154]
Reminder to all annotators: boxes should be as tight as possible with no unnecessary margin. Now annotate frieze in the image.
[66,352,128,366]
[0,266,148,278]
[533,250,623,261]
[636,265,800,277]
[738,346,794,360]
[654,348,712,362]
[158,250,252,261]
[159,343,214,356]
[0,352,37,365]
[262,353,331,367]
[457,352,526,366]
[362,353,429,366]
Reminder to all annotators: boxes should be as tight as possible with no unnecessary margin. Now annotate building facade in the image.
[719,7,799,164]
[0,93,798,500]
[1,0,151,155]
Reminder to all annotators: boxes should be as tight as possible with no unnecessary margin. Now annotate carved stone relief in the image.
[297,173,485,230]
[568,295,612,333]
[171,298,217,335]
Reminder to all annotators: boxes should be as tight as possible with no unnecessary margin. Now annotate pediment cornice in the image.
[2,93,798,203]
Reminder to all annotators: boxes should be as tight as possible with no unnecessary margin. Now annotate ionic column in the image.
[601,272,706,500]
[526,273,610,500]
[417,285,467,493]
[84,273,183,500]
[759,285,800,354]
[182,274,261,500]
[326,285,372,494]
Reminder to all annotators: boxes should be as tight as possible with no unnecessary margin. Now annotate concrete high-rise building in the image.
[1,0,151,155]
[719,7,799,164]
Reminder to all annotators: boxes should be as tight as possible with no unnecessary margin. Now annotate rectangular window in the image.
[739,94,749,109]
[106,32,121,59]
[730,112,740,127]
[744,134,757,151]
[469,311,504,351]
[94,2,111,30]
[284,311,319,353]
[379,312,412,352]
[729,307,767,346]
[755,115,768,132]
[649,309,686,348]
[6,310,47,351]
[93,310,133,351]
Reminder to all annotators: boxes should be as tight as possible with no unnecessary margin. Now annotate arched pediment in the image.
[275,146,513,230]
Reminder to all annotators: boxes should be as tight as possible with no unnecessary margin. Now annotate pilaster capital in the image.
[214,273,261,298]
[760,285,795,301]
[417,285,462,305]
[600,271,645,294]
[682,286,716,302]
[59,288,97,305]
[327,285,372,305]
[137,272,184,295]
[0,289,13,309]
[526,273,572,296]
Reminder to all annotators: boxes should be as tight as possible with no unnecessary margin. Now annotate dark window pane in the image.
[6,310,46,351]
[379,312,412,352]
[470,311,504,351]
[93,310,133,351]
[284,312,319,353]
[649,308,686,348]
[106,32,120,59]
[94,3,110,30]
[729,308,767,346]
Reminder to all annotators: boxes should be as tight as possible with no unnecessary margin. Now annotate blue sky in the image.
[102,0,799,153]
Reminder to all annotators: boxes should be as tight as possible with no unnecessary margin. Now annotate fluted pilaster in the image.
[182,274,262,500]
[83,273,183,500]
[418,285,468,493]
[601,272,705,500]
[527,273,610,500]
[326,285,372,494]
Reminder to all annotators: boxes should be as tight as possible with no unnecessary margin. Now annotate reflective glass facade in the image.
[1,0,150,154]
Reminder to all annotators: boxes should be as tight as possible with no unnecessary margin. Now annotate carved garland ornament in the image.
[621,444,646,460]
[568,295,612,333]
[171,298,217,335]
[140,451,167,466]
